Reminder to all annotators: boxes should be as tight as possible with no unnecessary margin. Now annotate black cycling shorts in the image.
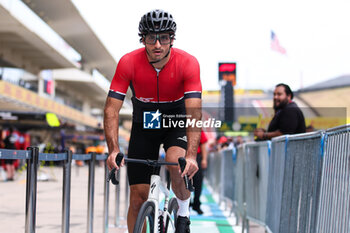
[127,122,187,185]
[4,159,14,165]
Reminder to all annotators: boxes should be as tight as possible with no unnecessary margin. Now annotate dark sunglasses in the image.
[144,33,173,45]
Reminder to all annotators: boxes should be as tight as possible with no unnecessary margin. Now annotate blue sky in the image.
[72,0,350,91]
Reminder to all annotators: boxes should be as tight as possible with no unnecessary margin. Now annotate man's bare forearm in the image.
[186,130,201,159]
[104,98,123,154]
[185,98,202,159]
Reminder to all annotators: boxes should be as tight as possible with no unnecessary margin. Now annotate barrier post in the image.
[103,154,109,233]
[124,173,129,218]
[87,152,96,233]
[219,153,224,205]
[25,147,39,233]
[241,146,247,233]
[114,171,120,226]
[62,149,72,233]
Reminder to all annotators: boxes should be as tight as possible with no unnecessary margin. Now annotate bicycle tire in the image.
[133,201,155,233]
[165,197,179,233]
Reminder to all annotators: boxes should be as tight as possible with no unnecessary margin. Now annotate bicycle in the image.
[108,153,194,233]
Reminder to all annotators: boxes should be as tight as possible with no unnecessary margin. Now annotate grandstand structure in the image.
[297,75,350,122]
[0,0,132,136]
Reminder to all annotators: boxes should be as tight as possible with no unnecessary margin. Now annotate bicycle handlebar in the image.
[106,152,124,185]
[107,152,194,192]
[124,157,178,166]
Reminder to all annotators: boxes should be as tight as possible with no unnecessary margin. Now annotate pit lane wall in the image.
[206,124,350,233]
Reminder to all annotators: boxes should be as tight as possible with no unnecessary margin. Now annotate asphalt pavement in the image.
[0,164,264,233]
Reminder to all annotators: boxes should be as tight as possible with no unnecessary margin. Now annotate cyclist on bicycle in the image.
[104,9,202,233]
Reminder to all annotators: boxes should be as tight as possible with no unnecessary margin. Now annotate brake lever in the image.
[178,157,195,192]
[107,152,124,185]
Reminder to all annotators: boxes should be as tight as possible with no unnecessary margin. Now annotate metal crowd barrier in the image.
[0,147,122,233]
[266,131,324,233]
[244,141,270,230]
[234,145,246,229]
[265,134,286,233]
[206,151,222,195]
[206,147,246,230]
[3,124,349,233]
[205,124,350,233]
[316,125,350,233]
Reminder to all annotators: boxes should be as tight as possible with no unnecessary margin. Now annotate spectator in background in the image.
[254,83,306,140]
[0,129,4,148]
[216,135,229,151]
[0,129,5,180]
[234,135,244,147]
[4,127,17,181]
[191,130,208,215]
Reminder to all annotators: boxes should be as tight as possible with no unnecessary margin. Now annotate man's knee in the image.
[129,184,149,213]
[165,146,185,163]
[129,196,147,213]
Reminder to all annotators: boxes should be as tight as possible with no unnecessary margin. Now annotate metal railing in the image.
[205,124,350,233]
[245,141,270,229]
[0,147,127,233]
[2,123,349,233]
[207,147,246,230]
[266,131,324,233]
[316,125,350,233]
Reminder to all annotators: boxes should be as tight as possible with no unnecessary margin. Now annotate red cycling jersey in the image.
[108,47,202,103]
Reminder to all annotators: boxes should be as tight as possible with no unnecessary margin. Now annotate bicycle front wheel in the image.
[133,201,155,233]
[165,197,179,233]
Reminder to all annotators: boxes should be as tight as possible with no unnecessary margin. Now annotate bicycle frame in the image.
[147,174,175,233]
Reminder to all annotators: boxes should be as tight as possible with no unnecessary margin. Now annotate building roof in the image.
[22,0,117,80]
[299,75,350,92]
[0,2,79,74]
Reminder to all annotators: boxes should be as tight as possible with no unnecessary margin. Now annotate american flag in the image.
[271,30,286,55]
